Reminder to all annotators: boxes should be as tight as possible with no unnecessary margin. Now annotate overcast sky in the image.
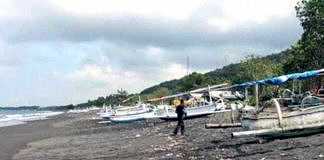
[0,0,302,106]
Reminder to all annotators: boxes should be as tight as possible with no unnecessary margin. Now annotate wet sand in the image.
[1,111,324,159]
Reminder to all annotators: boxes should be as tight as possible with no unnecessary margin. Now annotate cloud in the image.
[0,0,301,49]
[62,61,187,103]
[0,0,303,106]
[50,0,203,20]
[0,40,23,67]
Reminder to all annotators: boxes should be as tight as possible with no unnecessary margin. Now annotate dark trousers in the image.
[173,117,185,135]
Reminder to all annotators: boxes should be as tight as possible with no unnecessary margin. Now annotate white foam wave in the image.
[67,107,100,113]
[0,111,64,128]
[67,109,90,113]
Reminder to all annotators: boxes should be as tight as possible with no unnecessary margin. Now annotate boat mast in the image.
[244,88,248,102]
[298,81,302,94]
[255,84,259,109]
[138,96,141,104]
[208,85,212,104]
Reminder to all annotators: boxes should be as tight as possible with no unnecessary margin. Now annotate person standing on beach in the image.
[173,99,187,136]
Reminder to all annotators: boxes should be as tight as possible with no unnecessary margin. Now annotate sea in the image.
[0,107,64,128]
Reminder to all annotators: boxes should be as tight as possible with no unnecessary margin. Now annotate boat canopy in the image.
[236,69,324,88]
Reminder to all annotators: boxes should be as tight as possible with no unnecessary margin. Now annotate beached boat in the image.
[98,105,113,120]
[98,96,154,122]
[234,97,324,138]
[99,105,145,121]
[109,110,154,122]
[109,103,154,122]
[100,112,113,120]
[232,69,324,138]
[158,100,225,121]
[148,83,238,120]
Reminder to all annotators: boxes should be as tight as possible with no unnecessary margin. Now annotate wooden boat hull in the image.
[100,112,113,120]
[110,112,154,123]
[235,104,324,137]
[99,104,152,121]
[242,105,324,130]
[233,121,324,138]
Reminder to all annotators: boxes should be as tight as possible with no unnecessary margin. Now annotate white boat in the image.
[232,69,324,138]
[158,100,225,120]
[98,105,113,120]
[108,103,154,122]
[98,96,154,122]
[109,110,154,122]
[147,84,233,121]
[233,97,324,138]
[99,111,113,120]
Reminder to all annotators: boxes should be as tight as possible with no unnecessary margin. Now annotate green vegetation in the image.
[284,0,324,72]
[62,0,323,109]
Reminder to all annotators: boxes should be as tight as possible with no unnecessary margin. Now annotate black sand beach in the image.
[1,111,324,160]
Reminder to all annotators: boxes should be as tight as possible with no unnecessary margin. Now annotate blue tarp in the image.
[236,69,324,88]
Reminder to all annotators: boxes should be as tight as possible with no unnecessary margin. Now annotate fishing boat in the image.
[148,83,237,120]
[97,105,138,120]
[109,103,154,122]
[98,105,113,120]
[232,69,324,138]
[98,96,154,122]
[158,100,226,121]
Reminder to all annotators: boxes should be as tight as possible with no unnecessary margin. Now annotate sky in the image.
[0,0,303,106]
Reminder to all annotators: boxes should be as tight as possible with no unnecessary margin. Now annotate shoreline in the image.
[0,111,99,160]
[1,111,324,159]
[0,113,68,160]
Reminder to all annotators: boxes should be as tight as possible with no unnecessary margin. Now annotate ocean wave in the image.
[0,111,64,128]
